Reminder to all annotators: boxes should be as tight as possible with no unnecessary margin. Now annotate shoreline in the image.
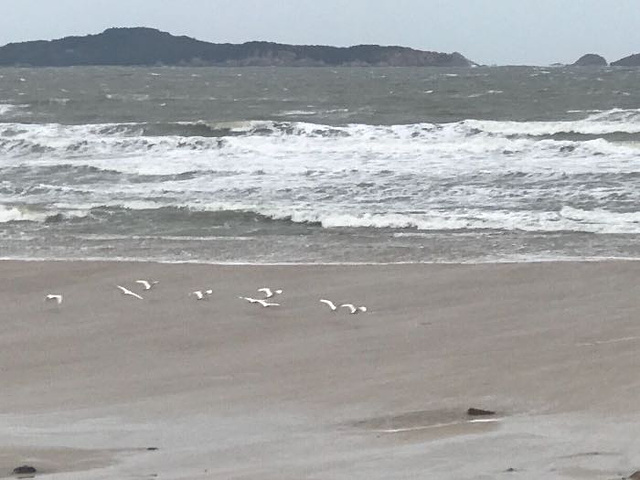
[3,255,640,266]
[2,259,640,478]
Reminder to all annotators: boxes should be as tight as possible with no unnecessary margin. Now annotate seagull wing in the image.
[320,299,337,311]
[135,280,151,290]
[257,299,279,307]
[117,285,144,300]
[191,290,204,299]
[258,287,273,298]
[45,294,63,304]
[242,297,260,303]
[340,303,357,314]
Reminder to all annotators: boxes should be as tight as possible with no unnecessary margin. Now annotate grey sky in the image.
[1,0,639,65]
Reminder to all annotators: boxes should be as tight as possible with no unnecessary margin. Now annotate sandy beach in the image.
[1,260,640,479]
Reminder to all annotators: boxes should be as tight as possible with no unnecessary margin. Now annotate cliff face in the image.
[611,54,640,67]
[572,54,608,66]
[0,27,474,67]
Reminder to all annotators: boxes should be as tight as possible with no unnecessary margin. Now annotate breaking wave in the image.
[3,203,640,235]
[465,108,640,137]
[3,108,640,239]
[1,108,640,161]
[0,104,17,116]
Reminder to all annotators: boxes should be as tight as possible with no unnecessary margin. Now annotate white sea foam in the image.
[48,98,71,105]
[0,104,15,115]
[3,109,640,236]
[467,90,504,98]
[0,205,48,223]
[8,200,637,235]
[0,104,26,116]
[1,110,639,166]
[275,110,318,117]
[465,109,640,136]
[104,93,151,102]
[262,207,640,234]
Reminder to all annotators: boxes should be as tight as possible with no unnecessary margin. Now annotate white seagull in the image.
[116,285,144,300]
[135,280,159,290]
[241,297,279,307]
[319,299,337,311]
[240,296,259,303]
[45,294,63,305]
[340,303,358,314]
[258,287,283,299]
[255,299,280,307]
[190,290,205,300]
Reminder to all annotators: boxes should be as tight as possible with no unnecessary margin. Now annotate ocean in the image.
[1,65,640,263]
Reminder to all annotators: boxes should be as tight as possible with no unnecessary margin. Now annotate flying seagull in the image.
[116,285,144,300]
[241,297,279,307]
[191,289,213,300]
[340,304,368,314]
[319,299,337,311]
[255,299,280,308]
[135,280,158,290]
[340,303,357,314]
[258,287,283,299]
[45,294,63,305]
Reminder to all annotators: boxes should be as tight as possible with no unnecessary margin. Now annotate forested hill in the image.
[0,27,475,67]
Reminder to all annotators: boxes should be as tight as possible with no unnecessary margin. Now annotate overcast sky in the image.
[1,0,639,65]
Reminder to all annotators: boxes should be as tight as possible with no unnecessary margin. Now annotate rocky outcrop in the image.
[572,54,607,66]
[12,465,37,475]
[0,27,475,67]
[611,53,640,67]
[466,407,496,416]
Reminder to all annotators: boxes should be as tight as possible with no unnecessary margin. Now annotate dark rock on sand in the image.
[146,447,159,451]
[467,407,496,416]
[12,465,37,475]
[573,54,608,67]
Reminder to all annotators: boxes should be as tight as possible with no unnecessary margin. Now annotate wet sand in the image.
[1,260,640,479]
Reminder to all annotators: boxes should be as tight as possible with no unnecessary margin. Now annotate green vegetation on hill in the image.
[0,27,474,67]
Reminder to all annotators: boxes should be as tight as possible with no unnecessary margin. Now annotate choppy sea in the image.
[1,66,640,263]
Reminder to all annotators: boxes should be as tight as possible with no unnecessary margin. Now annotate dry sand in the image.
[1,260,640,479]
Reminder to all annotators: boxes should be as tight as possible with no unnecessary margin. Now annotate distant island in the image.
[0,27,475,67]
[568,52,640,67]
[572,53,608,67]
[611,53,640,67]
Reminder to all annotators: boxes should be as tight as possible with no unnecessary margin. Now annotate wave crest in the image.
[5,203,639,235]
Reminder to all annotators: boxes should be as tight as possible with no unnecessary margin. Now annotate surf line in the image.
[576,335,640,347]
[372,418,502,434]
